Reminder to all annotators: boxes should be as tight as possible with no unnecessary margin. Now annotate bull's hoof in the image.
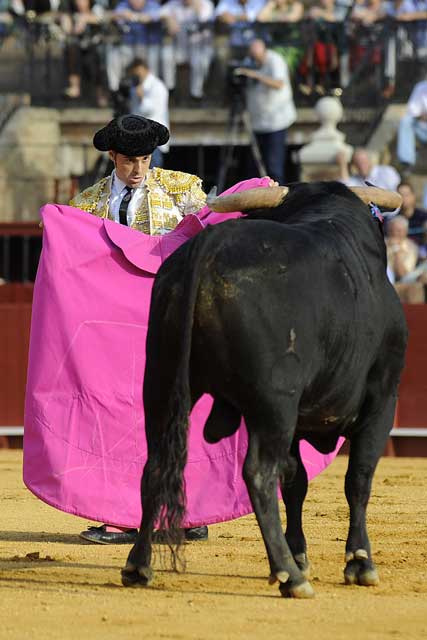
[279,579,315,599]
[121,563,153,588]
[344,552,379,587]
[294,552,311,580]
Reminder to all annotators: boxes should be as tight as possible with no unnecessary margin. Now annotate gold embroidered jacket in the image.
[69,168,207,235]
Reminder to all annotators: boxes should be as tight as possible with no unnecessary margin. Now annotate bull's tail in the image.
[143,230,214,567]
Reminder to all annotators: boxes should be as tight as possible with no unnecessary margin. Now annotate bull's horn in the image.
[349,186,402,210]
[207,186,289,213]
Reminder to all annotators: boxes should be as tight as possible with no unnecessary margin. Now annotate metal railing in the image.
[1,15,426,108]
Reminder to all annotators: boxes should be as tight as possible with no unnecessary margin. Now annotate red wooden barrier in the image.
[0,291,426,453]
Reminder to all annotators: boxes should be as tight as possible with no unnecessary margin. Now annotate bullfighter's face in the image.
[109,152,152,188]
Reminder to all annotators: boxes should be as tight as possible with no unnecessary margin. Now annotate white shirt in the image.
[109,171,147,226]
[246,50,297,133]
[406,80,427,119]
[345,165,401,192]
[130,73,170,152]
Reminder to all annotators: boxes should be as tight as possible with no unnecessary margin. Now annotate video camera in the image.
[112,73,140,117]
[227,56,257,109]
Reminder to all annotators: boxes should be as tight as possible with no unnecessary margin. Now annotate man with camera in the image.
[234,38,296,184]
[127,57,169,167]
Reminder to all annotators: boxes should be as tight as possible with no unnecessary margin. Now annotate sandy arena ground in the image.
[0,451,426,640]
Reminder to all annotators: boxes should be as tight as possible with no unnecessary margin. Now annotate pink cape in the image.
[23,178,343,528]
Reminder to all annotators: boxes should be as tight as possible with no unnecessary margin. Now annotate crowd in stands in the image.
[1,0,427,105]
[2,1,427,301]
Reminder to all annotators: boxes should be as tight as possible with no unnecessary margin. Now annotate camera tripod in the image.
[216,93,267,194]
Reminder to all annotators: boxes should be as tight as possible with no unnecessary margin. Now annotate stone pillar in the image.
[298,97,353,182]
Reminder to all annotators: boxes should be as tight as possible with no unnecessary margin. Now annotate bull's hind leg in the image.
[243,416,314,598]
[280,442,311,579]
[344,393,398,587]
[121,456,159,587]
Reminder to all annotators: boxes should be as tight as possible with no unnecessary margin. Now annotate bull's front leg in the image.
[281,443,311,579]
[344,394,397,587]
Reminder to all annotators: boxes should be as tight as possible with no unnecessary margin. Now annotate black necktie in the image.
[119,186,133,226]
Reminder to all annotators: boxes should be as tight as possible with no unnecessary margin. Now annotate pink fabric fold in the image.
[23,178,343,528]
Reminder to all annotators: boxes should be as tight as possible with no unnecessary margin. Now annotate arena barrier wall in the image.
[0,293,426,455]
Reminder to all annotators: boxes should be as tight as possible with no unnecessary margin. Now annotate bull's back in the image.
[190,220,404,420]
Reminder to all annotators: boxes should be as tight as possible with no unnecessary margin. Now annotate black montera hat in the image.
[93,114,170,156]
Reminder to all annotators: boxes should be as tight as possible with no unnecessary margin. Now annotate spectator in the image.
[61,0,107,106]
[350,0,382,24]
[106,0,162,93]
[386,214,419,280]
[160,0,214,100]
[348,0,389,94]
[128,57,169,166]
[256,0,303,22]
[397,181,427,243]
[234,38,296,183]
[215,0,265,56]
[336,147,401,190]
[392,0,427,57]
[382,1,427,99]
[396,77,427,175]
[257,0,304,84]
[299,0,341,96]
[385,214,427,301]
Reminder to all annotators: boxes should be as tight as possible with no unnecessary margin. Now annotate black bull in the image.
[122,181,408,598]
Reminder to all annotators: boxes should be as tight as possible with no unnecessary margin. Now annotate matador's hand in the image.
[265,177,279,187]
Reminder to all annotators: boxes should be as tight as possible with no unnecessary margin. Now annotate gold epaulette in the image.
[69,177,109,211]
[150,168,202,195]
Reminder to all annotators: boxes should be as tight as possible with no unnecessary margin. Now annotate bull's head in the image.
[206,185,402,213]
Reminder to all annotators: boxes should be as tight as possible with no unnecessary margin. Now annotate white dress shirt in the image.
[109,171,147,226]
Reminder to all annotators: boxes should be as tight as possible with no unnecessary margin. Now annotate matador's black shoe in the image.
[80,524,208,545]
[79,525,138,545]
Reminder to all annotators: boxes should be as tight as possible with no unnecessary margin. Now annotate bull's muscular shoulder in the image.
[69,177,109,211]
[149,167,202,194]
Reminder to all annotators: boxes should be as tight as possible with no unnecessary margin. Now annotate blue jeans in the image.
[397,115,427,166]
[254,129,287,184]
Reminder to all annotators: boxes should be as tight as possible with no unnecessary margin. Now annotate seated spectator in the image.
[60,0,107,106]
[386,215,419,280]
[160,0,214,100]
[106,0,162,93]
[397,77,427,175]
[256,0,303,22]
[336,147,401,190]
[386,214,427,302]
[128,57,169,166]
[397,181,427,243]
[298,0,341,97]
